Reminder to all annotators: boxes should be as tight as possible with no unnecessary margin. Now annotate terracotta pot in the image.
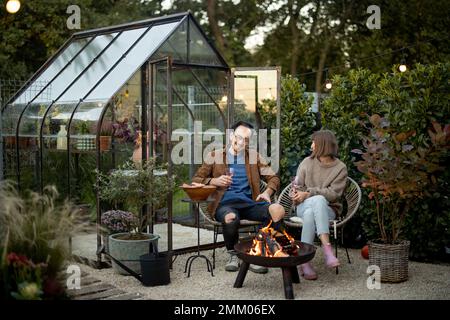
[18,137,30,148]
[99,136,111,151]
[4,136,16,147]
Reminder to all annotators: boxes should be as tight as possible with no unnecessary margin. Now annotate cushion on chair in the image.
[289,216,303,224]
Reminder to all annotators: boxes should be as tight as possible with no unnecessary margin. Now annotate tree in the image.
[164,0,265,66]
[0,0,163,80]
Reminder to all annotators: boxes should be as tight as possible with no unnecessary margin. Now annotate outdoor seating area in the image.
[77,236,450,300]
[0,1,449,307]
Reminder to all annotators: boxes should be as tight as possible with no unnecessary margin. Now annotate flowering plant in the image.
[101,210,138,234]
[112,117,139,143]
[5,252,46,300]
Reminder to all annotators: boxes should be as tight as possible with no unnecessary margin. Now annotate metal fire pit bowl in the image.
[233,240,316,299]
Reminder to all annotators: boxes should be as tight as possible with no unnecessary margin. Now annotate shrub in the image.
[321,62,450,259]
[259,75,317,187]
[0,182,86,299]
[96,159,172,238]
[353,115,450,244]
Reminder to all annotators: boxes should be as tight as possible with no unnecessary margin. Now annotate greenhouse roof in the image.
[3,11,228,109]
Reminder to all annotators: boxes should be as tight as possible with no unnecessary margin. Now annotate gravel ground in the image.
[78,245,450,300]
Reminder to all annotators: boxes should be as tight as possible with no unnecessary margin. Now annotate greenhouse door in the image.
[230,67,281,130]
[148,57,175,257]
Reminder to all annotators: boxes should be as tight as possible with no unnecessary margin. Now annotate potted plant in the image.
[100,210,138,261]
[112,117,139,144]
[99,122,112,152]
[353,115,449,282]
[96,159,170,275]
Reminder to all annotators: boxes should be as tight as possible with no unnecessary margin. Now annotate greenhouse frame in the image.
[0,12,281,266]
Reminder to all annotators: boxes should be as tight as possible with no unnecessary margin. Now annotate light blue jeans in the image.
[296,195,335,245]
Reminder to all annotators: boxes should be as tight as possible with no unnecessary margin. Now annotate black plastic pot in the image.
[140,251,170,287]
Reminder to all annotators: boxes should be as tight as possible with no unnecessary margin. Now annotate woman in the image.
[291,130,348,280]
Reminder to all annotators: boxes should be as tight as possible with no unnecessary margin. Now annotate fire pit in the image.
[234,227,316,299]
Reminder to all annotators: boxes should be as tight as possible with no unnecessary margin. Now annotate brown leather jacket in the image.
[192,148,280,219]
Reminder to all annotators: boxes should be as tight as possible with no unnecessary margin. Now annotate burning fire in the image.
[248,221,299,258]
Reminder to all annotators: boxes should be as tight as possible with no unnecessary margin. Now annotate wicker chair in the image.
[198,180,276,269]
[277,177,362,274]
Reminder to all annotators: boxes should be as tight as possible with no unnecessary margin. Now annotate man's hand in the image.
[256,191,272,203]
[291,191,310,205]
[210,175,232,188]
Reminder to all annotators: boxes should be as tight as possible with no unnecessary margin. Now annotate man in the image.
[192,121,285,273]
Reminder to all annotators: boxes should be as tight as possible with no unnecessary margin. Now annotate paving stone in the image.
[74,288,125,300]
[102,293,143,300]
[68,283,115,297]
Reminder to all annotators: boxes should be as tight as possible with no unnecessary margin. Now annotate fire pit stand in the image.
[233,240,316,299]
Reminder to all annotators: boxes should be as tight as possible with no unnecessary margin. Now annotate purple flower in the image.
[101,210,138,233]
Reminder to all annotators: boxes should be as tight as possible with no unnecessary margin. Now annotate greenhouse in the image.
[0,11,280,265]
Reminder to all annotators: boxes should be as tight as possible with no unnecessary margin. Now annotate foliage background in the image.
[321,62,450,261]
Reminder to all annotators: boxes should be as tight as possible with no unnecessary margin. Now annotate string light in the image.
[399,50,407,72]
[124,83,129,98]
[6,0,21,14]
[324,70,332,90]
[295,35,448,78]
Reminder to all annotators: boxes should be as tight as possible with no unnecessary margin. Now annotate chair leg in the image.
[341,226,351,264]
[335,232,339,275]
[213,225,218,270]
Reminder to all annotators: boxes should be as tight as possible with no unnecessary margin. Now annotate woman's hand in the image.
[291,191,310,205]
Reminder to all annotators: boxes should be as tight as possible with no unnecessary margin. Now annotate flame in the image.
[248,220,298,257]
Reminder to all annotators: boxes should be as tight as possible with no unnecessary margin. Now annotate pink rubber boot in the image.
[323,243,340,268]
[298,262,318,280]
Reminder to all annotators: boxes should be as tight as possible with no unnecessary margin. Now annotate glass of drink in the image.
[290,176,298,213]
[226,167,234,190]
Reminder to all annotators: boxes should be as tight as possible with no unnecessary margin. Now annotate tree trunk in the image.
[288,0,301,75]
[206,0,226,57]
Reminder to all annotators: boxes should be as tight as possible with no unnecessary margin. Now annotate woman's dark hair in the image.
[311,130,338,159]
[231,121,254,130]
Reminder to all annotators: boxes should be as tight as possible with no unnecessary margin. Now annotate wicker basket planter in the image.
[369,240,410,283]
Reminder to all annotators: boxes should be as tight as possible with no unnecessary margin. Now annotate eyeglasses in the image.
[233,134,247,142]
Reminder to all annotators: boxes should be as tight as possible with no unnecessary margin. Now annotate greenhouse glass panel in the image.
[110,79,143,166]
[68,100,107,206]
[13,38,92,105]
[58,27,148,102]
[41,102,78,199]
[1,103,26,182]
[16,102,48,192]
[189,21,225,67]
[85,21,180,101]
[233,69,279,130]
[98,105,116,174]
[31,33,118,104]
[151,18,188,63]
